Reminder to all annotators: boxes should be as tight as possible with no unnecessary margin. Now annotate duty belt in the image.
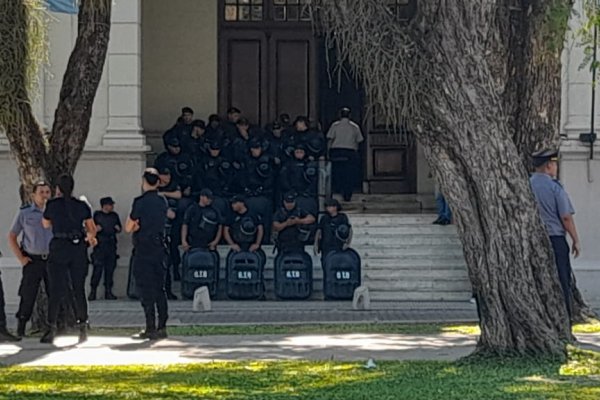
[23,252,48,261]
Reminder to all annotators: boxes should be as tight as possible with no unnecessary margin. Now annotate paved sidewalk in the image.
[2,333,600,367]
[4,300,480,329]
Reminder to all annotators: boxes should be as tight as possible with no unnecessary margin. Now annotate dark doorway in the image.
[318,42,365,191]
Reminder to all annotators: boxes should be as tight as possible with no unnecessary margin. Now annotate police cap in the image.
[249,138,262,149]
[209,141,221,150]
[199,188,214,200]
[192,119,206,129]
[181,106,194,115]
[100,197,115,206]
[227,107,241,114]
[230,195,246,205]
[283,191,297,203]
[166,136,180,147]
[272,121,282,130]
[295,143,307,151]
[532,149,559,168]
[324,198,341,210]
[158,166,171,175]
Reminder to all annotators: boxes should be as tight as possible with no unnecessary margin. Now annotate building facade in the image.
[0,0,599,300]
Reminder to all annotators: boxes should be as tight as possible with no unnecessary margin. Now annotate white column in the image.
[102,0,147,149]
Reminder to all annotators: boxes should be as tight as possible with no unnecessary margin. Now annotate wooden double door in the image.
[219,27,318,126]
[218,5,416,194]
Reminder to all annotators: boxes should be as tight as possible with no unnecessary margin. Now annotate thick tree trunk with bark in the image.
[313,0,573,356]
[415,1,572,356]
[1,0,111,330]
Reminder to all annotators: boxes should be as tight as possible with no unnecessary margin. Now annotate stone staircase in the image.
[351,214,472,302]
[104,212,470,303]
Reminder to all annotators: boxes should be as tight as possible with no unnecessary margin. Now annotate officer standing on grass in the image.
[126,168,174,340]
[7,181,53,338]
[530,149,581,321]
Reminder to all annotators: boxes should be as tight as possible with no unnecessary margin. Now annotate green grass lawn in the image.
[88,320,600,337]
[1,348,600,399]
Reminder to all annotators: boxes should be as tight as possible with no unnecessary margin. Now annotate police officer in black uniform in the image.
[223,196,264,253]
[243,139,276,243]
[162,106,195,150]
[314,198,352,261]
[154,137,196,196]
[199,141,237,219]
[41,174,97,344]
[279,144,319,216]
[181,189,223,252]
[272,192,316,254]
[223,107,242,141]
[126,168,173,340]
[157,167,183,299]
[89,197,122,301]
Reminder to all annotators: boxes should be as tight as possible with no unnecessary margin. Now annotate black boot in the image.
[105,289,117,300]
[78,322,88,344]
[155,327,168,339]
[88,287,97,301]
[16,319,27,338]
[166,291,178,300]
[0,326,21,342]
[132,329,157,340]
[173,265,181,282]
[40,326,57,344]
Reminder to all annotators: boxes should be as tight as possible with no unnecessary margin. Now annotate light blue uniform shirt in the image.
[10,204,53,255]
[530,173,575,237]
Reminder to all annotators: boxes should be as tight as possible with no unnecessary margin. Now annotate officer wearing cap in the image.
[223,196,264,253]
[89,197,122,301]
[327,107,364,201]
[126,168,174,340]
[181,119,208,164]
[224,107,242,140]
[154,137,196,198]
[181,189,223,252]
[272,191,316,254]
[314,198,352,260]
[279,144,319,216]
[206,114,225,143]
[157,167,183,300]
[41,174,97,344]
[162,106,195,150]
[530,149,581,319]
[6,180,53,340]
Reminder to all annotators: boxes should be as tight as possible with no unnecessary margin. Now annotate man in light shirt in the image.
[327,107,364,201]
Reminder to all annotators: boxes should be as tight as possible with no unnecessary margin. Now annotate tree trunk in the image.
[313,0,573,356]
[1,0,111,330]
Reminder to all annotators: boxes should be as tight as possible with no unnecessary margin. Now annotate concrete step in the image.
[350,215,441,226]
[353,237,461,246]
[353,226,458,235]
[364,269,469,280]
[366,278,471,292]
[370,291,472,302]
[362,258,467,269]
[358,247,465,258]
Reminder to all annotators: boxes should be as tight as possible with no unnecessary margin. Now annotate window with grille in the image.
[224,0,264,22]
[385,0,417,20]
[272,0,311,22]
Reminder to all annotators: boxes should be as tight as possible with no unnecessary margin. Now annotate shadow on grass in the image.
[1,349,600,399]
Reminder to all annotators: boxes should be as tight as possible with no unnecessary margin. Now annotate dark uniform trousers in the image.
[16,255,49,322]
[0,274,7,328]
[550,236,572,318]
[46,239,89,326]
[133,238,169,331]
[91,240,117,291]
[330,148,359,200]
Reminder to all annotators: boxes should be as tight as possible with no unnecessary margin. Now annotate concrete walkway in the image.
[2,333,600,367]
[4,300,480,329]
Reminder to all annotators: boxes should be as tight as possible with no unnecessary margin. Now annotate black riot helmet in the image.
[240,217,257,236]
[198,208,219,231]
[303,164,318,183]
[307,137,323,154]
[335,223,351,242]
[256,161,271,178]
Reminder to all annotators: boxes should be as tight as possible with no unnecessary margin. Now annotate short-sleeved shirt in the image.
[10,204,53,255]
[530,173,575,237]
[318,213,350,253]
[94,211,121,243]
[273,206,309,246]
[130,190,168,240]
[43,197,92,236]
[327,118,364,151]
[184,204,222,248]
